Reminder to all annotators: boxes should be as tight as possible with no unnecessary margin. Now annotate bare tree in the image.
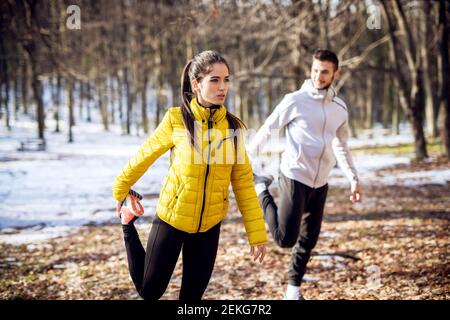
[421,1,438,138]
[381,0,428,160]
[438,0,450,158]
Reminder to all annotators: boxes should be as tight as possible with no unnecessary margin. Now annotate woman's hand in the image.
[250,244,266,263]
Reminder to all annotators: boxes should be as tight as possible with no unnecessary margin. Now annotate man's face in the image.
[311,59,339,90]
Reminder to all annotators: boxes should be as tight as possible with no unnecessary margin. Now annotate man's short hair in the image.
[313,49,339,70]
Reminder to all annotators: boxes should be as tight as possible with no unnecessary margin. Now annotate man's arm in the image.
[332,119,362,202]
[248,94,297,162]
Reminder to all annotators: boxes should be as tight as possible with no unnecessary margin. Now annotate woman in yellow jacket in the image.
[113,50,267,300]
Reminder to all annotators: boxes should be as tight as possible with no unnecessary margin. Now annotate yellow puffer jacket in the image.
[112,98,267,245]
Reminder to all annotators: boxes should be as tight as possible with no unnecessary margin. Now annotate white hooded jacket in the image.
[249,79,359,188]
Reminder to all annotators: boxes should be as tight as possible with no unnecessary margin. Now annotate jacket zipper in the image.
[313,91,327,188]
[197,111,213,232]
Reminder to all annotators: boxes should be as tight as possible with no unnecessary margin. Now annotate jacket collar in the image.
[190,98,227,123]
[299,79,336,102]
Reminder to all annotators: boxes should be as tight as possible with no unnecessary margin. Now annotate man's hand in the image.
[350,179,362,203]
[116,201,123,218]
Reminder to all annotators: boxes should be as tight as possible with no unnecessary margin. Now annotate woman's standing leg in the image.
[179,222,221,301]
[138,216,184,300]
[122,216,184,300]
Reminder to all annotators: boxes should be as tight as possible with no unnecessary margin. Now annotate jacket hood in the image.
[299,79,336,102]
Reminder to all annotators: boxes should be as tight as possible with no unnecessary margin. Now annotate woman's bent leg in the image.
[139,216,184,300]
[122,223,146,292]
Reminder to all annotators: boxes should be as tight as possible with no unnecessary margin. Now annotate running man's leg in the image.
[288,183,328,286]
[179,222,221,301]
[258,171,307,248]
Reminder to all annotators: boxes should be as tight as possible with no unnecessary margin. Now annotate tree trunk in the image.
[234,33,247,119]
[421,1,438,138]
[21,60,29,115]
[116,74,123,125]
[382,72,392,129]
[52,74,61,133]
[233,74,242,119]
[97,79,109,131]
[67,80,74,143]
[31,74,45,139]
[124,68,133,135]
[392,89,400,135]
[1,82,11,130]
[154,34,164,129]
[103,79,110,131]
[86,81,92,122]
[254,86,262,129]
[264,79,273,124]
[381,0,428,160]
[365,75,373,130]
[356,78,365,133]
[387,34,400,135]
[27,49,45,140]
[319,0,330,48]
[0,32,11,130]
[155,36,166,128]
[185,32,193,61]
[241,88,249,127]
[410,70,428,160]
[14,75,20,121]
[0,83,3,121]
[109,77,115,125]
[141,75,148,134]
[246,93,252,129]
[78,81,84,120]
[4,81,11,131]
[439,0,450,158]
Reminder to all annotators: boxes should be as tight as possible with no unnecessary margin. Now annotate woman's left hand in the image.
[250,244,266,263]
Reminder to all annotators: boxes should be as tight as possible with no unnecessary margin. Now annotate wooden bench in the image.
[17,138,46,152]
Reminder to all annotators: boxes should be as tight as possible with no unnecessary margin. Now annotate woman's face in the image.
[193,63,229,107]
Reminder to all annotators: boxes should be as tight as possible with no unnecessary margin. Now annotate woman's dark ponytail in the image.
[226,112,246,149]
[180,60,196,147]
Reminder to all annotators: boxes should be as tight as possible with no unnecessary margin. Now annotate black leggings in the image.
[122,216,221,300]
[258,171,328,286]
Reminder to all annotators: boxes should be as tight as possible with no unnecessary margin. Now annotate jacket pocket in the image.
[222,185,229,213]
[169,181,185,210]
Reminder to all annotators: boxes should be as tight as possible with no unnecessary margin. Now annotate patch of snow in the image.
[0,225,76,245]
[302,274,320,282]
[1,118,446,245]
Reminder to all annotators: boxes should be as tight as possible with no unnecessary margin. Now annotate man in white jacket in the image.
[249,49,362,300]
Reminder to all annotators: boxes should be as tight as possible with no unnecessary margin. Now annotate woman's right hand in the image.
[250,244,267,263]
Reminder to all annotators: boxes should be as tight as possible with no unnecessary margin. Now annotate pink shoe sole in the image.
[120,194,144,225]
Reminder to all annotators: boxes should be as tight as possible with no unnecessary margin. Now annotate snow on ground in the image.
[347,123,414,148]
[0,118,448,244]
[0,118,168,244]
